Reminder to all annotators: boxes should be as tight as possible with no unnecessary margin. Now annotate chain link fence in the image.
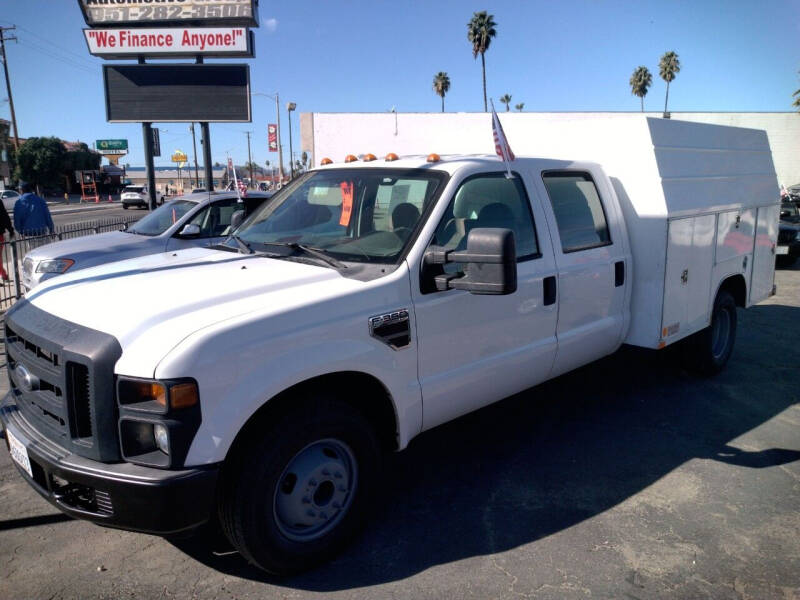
[0,216,140,313]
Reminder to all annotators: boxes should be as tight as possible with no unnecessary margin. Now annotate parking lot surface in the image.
[1,265,798,599]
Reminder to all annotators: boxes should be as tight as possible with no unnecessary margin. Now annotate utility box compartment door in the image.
[662,215,715,343]
[750,204,778,305]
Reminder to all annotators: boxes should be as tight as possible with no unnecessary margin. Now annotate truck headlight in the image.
[117,377,201,468]
[36,258,75,274]
[153,423,170,455]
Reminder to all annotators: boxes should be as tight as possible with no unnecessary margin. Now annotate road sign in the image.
[78,0,259,28]
[84,27,254,59]
[96,139,128,154]
[103,64,251,123]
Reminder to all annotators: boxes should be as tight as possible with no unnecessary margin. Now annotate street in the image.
[0,264,798,599]
[51,203,138,228]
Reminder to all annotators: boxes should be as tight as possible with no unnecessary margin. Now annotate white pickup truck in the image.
[1,118,779,574]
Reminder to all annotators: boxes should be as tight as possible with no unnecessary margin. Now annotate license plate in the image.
[7,429,33,478]
[776,245,789,255]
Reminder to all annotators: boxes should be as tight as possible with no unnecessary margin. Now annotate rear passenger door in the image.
[535,169,629,377]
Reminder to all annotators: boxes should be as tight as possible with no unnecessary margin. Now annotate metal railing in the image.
[0,216,140,312]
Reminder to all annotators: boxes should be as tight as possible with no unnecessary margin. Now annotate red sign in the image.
[267,123,277,152]
[339,182,354,226]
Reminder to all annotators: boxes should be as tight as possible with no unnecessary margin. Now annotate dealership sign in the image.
[79,0,259,28]
[84,26,252,58]
[95,138,128,154]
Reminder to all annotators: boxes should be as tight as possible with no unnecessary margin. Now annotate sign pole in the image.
[142,122,157,210]
[201,122,213,191]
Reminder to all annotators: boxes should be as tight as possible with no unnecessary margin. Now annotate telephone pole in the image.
[0,26,20,152]
[189,123,200,188]
[245,131,253,188]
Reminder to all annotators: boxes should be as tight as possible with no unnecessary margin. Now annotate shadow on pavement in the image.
[168,303,800,590]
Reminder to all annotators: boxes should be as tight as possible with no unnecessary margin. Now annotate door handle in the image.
[615,261,625,287]
[543,276,557,306]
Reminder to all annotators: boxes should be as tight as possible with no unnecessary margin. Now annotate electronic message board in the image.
[103,64,251,123]
[79,0,258,28]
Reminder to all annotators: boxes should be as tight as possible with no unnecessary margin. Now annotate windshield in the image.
[128,200,197,236]
[124,186,144,193]
[235,168,446,263]
[781,203,799,219]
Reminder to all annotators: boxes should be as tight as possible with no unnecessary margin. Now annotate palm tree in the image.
[515,102,524,112]
[467,11,497,112]
[629,66,653,112]
[499,94,512,111]
[794,89,800,111]
[659,51,681,115]
[432,72,451,112]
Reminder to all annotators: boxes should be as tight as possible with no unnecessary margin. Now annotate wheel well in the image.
[718,274,747,307]
[228,372,399,460]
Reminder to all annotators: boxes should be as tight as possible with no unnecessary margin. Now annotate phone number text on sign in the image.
[82,1,254,25]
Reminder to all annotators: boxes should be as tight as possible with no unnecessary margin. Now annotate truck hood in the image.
[25,230,158,262]
[25,247,363,377]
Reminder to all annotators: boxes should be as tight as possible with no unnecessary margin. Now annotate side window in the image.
[430,173,539,269]
[372,178,433,236]
[188,198,242,237]
[542,171,611,253]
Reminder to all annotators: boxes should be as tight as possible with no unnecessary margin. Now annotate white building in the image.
[300,112,799,187]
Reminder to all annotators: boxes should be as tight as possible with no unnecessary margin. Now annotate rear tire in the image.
[683,290,737,376]
[218,395,380,575]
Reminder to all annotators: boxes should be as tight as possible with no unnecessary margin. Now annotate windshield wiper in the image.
[265,242,347,269]
[231,234,254,254]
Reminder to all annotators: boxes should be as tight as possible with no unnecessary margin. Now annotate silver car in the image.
[2,189,20,212]
[22,191,273,291]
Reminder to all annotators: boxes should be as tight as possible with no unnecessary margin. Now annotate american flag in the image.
[490,100,515,178]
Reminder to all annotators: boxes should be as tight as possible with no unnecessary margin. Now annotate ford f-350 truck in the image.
[1,118,779,574]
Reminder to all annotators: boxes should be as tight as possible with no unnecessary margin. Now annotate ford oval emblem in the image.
[14,364,39,393]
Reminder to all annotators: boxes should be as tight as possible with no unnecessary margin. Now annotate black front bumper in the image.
[2,393,219,535]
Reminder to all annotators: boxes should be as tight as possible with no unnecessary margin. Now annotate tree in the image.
[467,11,497,112]
[432,72,451,113]
[499,94,512,112]
[659,51,681,115]
[793,72,800,111]
[629,66,653,112]
[14,137,68,191]
[515,102,524,112]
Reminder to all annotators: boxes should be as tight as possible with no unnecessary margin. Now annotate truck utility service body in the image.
[1,118,779,573]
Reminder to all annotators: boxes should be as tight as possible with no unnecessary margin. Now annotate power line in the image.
[14,24,97,67]
[17,37,96,75]
[0,26,19,151]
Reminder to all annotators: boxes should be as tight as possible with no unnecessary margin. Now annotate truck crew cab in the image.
[2,118,779,574]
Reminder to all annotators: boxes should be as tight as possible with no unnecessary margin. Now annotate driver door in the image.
[166,198,243,251]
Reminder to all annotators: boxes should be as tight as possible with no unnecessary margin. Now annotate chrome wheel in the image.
[273,438,358,542]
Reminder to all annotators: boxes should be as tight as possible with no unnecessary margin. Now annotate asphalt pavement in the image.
[0,265,798,599]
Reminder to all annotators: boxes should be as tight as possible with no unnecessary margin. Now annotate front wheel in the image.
[683,290,737,376]
[218,396,380,575]
[122,204,129,210]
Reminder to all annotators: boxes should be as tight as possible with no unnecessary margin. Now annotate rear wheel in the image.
[219,396,380,575]
[683,290,737,376]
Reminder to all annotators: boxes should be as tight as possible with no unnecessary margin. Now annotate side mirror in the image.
[424,228,517,295]
[230,209,245,231]
[177,223,201,237]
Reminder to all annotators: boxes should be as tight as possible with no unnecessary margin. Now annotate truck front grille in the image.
[5,302,123,462]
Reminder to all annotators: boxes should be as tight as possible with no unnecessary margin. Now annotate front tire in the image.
[684,290,737,376]
[219,396,380,575]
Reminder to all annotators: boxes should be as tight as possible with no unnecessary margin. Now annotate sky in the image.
[1,0,799,171]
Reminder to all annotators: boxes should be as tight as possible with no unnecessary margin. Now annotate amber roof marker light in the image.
[344,154,358,163]
[363,153,377,162]
[427,153,441,163]
[320,157,333,165]
[385,153,399,162]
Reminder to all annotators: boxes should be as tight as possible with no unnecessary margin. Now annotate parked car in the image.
[1,189,20,212]
[121,185,164,209]
[21,191,273,291]
[777,201,800,267]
